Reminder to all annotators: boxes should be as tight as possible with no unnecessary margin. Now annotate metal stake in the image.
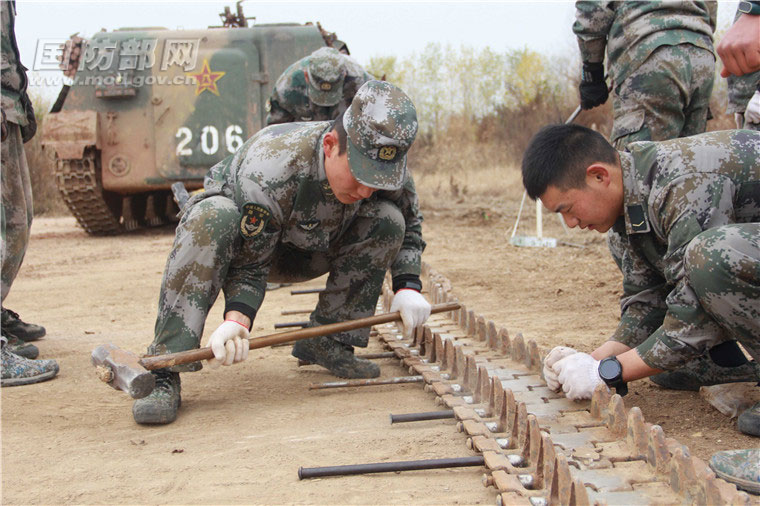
[390,410,455,424]
[298,456,484,479]
[308,375,423,390]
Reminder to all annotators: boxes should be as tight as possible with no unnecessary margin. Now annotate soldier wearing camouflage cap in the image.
[522,125,760,493]
[573,1,716,148]
[133,80,429,425]
[265,47,374,125]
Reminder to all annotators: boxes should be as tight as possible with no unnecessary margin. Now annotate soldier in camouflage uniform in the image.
[522,125,760,438]
[573,1,716,149]
[266,47,374,125]
[0,0,59,386]
[133,80,430,425]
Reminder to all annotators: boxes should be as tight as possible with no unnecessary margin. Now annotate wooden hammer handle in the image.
[139,302,460,370]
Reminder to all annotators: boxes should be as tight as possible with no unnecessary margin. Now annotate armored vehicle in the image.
[42,4,338,234]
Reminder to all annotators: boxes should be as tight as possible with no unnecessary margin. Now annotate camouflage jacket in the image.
[607,130,760,370]
[573,1,716,85]
[204,121,424,315]
[266,54,374,125]
[0,0,33,129]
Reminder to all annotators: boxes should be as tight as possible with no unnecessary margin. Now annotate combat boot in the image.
[3,333,39,360]
[650,354,759,391]
[292,336,380,379]
[1,338,59,386]
[738,402,760,438]
[132,368,181,425]
[1,308,46,342]
[709,449,760,494]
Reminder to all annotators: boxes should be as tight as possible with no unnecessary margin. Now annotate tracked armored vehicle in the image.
[42,4,338,234]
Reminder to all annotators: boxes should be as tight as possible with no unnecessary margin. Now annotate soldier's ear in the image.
[303,70,309,84]
[586,163,611,187]
[323,130,340,158]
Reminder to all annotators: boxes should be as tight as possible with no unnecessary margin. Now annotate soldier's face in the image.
[540,168,623,233]
[324,134,376,204]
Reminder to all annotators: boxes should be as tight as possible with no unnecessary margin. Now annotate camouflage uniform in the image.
[1,0,36,303]
[266,48,374,125]
[606,129,760,371]
[726,5,760,131]
[149,84,423,373]
[573,1,716,148]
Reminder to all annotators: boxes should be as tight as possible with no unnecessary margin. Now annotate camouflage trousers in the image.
[611,44,714,149]
[148,195,405,372]
[682,223,760,364]
[1,124,33,302]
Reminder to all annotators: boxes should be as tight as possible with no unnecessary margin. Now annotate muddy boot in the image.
[1,338,59,387]
[292,336,380,379]
[738,402,760,438]
[4,333,39,360]
[1,308,46,342]
[132,368,181,425]
[650,353,759,391]
[709,449,760,495]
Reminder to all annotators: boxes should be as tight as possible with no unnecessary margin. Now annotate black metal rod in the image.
[390,410,456,424]
[298,456,484,479]
[290,288,325,295]
[274,321,310,329]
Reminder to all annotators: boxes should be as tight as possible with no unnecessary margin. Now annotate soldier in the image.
[1,0,59,386]
[266,46,374,125]
[522,124,760,494]
[573,1,716,148]
[133,80,430,425]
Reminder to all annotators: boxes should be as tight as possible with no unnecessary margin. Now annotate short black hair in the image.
[332,113,348,155]
[521,124,617,200]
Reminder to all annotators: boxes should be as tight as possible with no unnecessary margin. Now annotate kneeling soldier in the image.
[134,81,430,425]
[522,124,760,494]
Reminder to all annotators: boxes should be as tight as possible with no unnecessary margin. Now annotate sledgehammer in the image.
[91,302,460,399]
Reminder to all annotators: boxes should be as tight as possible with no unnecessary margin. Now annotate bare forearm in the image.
[591,341,662,382]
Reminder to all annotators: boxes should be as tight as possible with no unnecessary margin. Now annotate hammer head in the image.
[91,343,155,399]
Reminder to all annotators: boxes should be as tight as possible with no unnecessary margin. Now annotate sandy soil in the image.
[1,187,756,503]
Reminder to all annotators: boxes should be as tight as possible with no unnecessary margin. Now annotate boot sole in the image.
[1,368,58,387]
[712,468,760,495]
[133,397,181,425]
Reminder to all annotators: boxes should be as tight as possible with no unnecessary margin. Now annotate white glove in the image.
[745,90,760,124]
[390,289,431,338]
[543,346,578,391]
[207,320,250,368]
[552,352,604,400]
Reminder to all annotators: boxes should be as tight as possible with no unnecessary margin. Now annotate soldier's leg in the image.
[290,199,405,378]
[315,199,405,346]
[0,123,42,358]
[679,45,716,138]
[148,195,242,371]
[684,224,760,437]
[134,196,241,424]
[611,45,713,149]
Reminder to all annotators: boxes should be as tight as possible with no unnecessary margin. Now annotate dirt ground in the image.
[2,178,757,503]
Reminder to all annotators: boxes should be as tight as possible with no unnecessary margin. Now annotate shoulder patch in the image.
[626,204,650,234]
[241,203,271,238]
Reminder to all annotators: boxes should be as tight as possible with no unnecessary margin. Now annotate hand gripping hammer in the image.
[91,302,460,399]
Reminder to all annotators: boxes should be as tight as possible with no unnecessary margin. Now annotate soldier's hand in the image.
[745,90,760,124]
[553,352,604,400]
[390,289,431,339]
[207,320,250,368]
[717,12,760,77]
[543,346,577,391]
[579,62,608,110]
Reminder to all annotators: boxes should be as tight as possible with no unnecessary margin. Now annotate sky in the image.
[14,0,742,99]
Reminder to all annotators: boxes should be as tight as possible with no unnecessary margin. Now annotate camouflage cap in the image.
[307,47,346,107]
[343,80,418,191]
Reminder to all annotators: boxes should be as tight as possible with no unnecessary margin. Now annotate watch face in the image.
[599,358,621,381]
[739,1,752,13]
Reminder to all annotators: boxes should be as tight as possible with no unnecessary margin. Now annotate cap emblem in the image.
[378,146,397,161]
[320,82,333,91]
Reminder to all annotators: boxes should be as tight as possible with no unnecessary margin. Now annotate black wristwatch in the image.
[738,1,760,15]
[598,357,628,396]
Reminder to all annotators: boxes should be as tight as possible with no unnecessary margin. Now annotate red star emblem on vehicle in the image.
[191,59,226,96]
